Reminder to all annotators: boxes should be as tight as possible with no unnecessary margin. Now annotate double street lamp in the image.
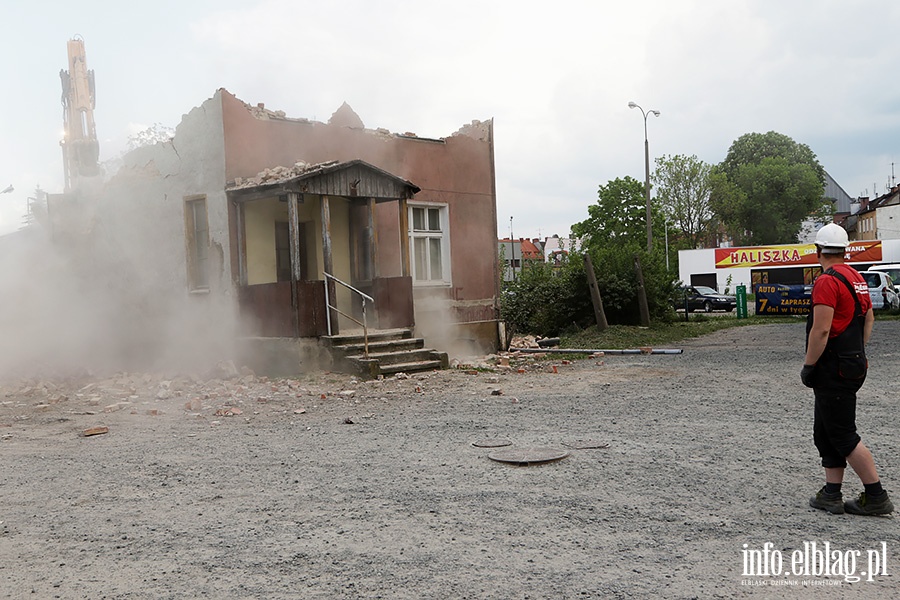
[628,102,660,252]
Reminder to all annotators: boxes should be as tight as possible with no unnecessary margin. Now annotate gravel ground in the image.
[1,321,899,599]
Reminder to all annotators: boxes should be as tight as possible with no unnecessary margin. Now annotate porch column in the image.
[287,192,303,281]
[367,197,379,279]
[399,196,410,277]
[287,191,302,337]
[321,194,337,332]
[321,194,333,276]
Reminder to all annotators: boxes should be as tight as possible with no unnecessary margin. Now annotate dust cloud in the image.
[0,187,241,381]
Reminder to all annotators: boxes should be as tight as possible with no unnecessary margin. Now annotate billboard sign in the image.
[715,242,882,269]
[754,284,812,316]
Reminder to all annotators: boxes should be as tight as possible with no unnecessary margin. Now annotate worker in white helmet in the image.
[803,223,892,515]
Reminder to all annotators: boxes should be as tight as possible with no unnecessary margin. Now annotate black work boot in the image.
[809,486,845,514]
[845,491,894,516]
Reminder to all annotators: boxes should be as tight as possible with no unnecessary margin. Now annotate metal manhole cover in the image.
[562,440,610,450]
[472,438,512,448]
[487,446,569,465]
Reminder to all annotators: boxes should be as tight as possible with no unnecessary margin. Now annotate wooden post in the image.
[287,193,303,281]
[583,253,608,331]
[287,192,302,337]
[321,194,337,333]
[321,195,334,276]
[368,197,379,279]
[634,253,651,327]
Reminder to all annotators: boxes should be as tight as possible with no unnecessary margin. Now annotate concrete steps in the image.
[323,328,448,378]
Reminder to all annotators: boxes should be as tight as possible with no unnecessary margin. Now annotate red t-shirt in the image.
[811,264,872,337]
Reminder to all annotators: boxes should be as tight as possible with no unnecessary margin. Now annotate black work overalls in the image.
[806,267,868,392]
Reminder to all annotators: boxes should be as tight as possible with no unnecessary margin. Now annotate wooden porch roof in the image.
[226,159,420,202]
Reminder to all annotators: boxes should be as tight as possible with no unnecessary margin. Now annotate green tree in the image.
[652,154,716,249]
[566,177,678,326]
[711,131,825,245]
[571,176,655,248]
[502,175,683,336]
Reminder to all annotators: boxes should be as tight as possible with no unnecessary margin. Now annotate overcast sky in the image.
[2,0,899,240]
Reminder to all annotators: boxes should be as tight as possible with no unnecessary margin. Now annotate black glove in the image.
[800,364,816,388]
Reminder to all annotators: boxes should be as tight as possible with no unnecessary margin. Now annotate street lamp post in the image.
[1,185,13,195]
[663,215,669,271]
[628,102,660,252]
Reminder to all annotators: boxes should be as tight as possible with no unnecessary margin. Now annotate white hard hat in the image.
[814,223,849,253]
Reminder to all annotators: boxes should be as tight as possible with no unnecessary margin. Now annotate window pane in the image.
[427,208,441,231]
[414,237,427,280]
[429,238,442,280]
[412,207,425,231]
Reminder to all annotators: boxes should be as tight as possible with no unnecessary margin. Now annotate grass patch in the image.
[555,309,900,351]
[561,315,799,350]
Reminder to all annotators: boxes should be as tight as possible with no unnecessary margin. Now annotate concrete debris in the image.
[246,101,292,121]
[214,407,242,417]
[211,360,240,380]
[0,344,585,432]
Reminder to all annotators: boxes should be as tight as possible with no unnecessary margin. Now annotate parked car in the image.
[674,285,737,313]
[859,270,900,311]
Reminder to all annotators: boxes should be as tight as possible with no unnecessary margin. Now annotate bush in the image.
[499,245,680,337]
[500,262,591,337]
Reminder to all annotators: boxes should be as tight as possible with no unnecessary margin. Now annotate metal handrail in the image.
[323,272,375,358]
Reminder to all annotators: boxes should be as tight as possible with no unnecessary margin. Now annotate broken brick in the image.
[82,426,109,437]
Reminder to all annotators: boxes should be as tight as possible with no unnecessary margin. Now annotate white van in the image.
[860,270,900,310]
[869,263,900,286]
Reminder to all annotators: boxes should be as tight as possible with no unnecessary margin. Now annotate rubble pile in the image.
[231,160,342,189]
[0,362,460,432]
[245,101,291,121]
[0,348,598,439]
[508,335,541,349]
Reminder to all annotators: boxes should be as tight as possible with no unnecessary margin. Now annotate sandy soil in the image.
[1,322,899,599]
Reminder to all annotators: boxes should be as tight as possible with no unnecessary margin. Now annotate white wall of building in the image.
[878,205,900,240]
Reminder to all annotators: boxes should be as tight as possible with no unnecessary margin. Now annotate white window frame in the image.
[408,202,451,287]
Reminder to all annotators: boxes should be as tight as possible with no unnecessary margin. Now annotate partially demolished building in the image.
[49,89,501,373]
